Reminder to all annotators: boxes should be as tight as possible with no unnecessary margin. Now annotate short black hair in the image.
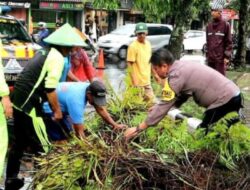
[150,48,175,66]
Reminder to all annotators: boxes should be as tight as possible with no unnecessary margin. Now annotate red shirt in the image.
[70,49,95,82]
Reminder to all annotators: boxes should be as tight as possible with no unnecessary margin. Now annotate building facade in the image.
[0,0,32,31]
[31,0,84,33]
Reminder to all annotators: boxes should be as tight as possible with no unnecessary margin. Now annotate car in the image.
[97,23,172,59]
[246,36,250,65]
[183,30,206,53]
[246,37,250,50]
[0,6,41,87]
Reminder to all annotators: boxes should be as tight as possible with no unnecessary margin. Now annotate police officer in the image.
[125,49,242,140]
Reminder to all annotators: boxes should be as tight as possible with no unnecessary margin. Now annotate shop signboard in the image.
[0,1,31,8]
[40,2,84,10]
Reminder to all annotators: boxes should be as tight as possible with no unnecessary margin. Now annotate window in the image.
[161,26,171,35]
[148,26,171,36]
[148,27,161,36]
[0,20,30,43]
[32,9,56,24]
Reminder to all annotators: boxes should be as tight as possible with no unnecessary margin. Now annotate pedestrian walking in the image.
[206,2,232,75]
[4,23,87,190]
[125,49,242,140]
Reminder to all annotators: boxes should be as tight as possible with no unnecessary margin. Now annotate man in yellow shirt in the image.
[127,22,156,103]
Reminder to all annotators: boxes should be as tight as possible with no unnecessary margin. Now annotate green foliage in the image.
[133,0,170,23]
[90,0,211,24]
[34,147,86,189]
[34,79,250,189]
[226,0,240,11]
[142,118,192,156]
[89,0,119,10]
[140,112,250,170]
[90,0,211,58]
[105,76,148,126]
[196,113,250,169]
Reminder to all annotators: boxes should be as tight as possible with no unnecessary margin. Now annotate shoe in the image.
[5,178,24,190]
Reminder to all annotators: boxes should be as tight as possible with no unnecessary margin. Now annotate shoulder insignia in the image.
[161,80,175,101]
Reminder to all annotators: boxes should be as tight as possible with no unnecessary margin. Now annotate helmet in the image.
[38,22,46,28]
[0,6,11,14]
[210,1,224,11]
[44,23,88,47]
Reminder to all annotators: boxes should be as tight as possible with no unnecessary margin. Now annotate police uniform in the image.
[146,61,241,128]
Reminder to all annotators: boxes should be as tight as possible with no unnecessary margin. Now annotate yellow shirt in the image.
[127,39,152,86]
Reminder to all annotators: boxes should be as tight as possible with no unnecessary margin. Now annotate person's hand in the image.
[53,110,63,120]
[1,96,13,119]
[73,125,85,139]
[131,78,137,86]
[224,58,230,66]
[148,106,155,113]
[154,75,164,86]
[113,124,127,131]
[124,127,138,141]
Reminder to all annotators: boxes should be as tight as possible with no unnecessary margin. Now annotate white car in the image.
[183,30,206,52]
[246,37,250,50]
[97,23,172,59]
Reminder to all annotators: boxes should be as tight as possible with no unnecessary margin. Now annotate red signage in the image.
[222,9,239,20]
[40,2,59,9]
[40,2,84,10]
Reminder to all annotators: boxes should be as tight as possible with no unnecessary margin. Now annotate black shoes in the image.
[5,178,24,190]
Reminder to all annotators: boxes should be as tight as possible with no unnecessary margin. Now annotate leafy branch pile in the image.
[33,84,250,190]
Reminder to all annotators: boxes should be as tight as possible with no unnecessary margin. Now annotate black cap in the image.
[89,81,107,106]
[56,22,62,28]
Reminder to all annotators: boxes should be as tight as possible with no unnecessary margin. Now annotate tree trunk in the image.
[168,25,185,60]
[168,0,194,60]
[234,0,250,68]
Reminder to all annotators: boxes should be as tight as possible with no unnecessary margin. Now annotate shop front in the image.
[0,0,31,28]
[32,0,84,33]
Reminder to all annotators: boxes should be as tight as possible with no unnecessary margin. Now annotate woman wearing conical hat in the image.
[4,23,88,190]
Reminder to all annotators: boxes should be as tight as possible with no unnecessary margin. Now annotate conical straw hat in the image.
[44,23,88,47]
[73,27,87,40]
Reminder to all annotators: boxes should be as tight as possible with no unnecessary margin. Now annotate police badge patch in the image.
[162,80,175,101]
